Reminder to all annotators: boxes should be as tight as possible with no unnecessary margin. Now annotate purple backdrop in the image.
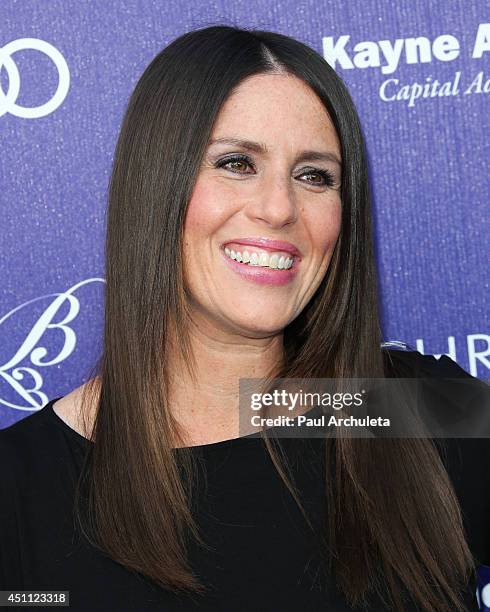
[1,0,489,423]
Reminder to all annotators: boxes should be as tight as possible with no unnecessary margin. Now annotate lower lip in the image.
[220,248,299,286]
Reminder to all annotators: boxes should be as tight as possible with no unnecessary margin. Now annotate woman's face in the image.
[183,72,342,337]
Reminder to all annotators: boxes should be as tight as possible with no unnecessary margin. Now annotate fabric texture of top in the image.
[0,349,489,611]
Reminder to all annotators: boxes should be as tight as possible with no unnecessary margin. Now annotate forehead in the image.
[210,73,340,154]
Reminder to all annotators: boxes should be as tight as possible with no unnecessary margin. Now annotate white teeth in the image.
[224,247,294,270]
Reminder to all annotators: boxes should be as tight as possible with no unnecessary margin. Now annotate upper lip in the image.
[222,237,302,258]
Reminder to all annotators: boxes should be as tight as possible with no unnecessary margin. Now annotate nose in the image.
[244,176,298,229]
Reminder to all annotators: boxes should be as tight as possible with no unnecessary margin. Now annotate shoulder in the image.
[381,346,490,562]
[382,346,490,418]
[382,345,490,431]
[51,381,97,439]
[0,402,53,462]
[382,344,480,379]
[0,382,98,513]
[442,435,490,564]
[0,400,57,507]
[0,379,98,461]
[382,347,489,410]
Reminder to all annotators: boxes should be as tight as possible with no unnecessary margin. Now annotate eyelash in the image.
[214,154,336,188]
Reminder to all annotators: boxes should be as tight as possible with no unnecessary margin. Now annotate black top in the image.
[1,349,489,611]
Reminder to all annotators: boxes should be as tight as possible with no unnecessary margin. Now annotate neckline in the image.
[45,397,263,452]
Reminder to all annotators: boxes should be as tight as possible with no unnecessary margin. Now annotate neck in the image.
[167,313,284,446]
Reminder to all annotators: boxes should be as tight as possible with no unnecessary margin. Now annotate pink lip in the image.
[220,245,300,286]
[221,237,302,258]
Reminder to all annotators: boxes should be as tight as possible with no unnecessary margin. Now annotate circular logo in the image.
[0,38,70,118]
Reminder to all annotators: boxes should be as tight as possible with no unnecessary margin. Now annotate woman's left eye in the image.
[298,169,336,187]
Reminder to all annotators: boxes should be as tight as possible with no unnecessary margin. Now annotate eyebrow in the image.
[207,137,342,167]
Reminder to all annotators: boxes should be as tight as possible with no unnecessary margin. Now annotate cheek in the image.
[184,181,212,238]
[308,199,342,255]
[184,179,232,240]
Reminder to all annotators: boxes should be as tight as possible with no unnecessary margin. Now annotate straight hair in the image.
[75,24,475,611]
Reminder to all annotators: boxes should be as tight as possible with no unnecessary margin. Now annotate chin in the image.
[227,313,292,337]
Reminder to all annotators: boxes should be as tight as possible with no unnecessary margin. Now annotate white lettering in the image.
[379,78,398,101]
[379,73,461,106]
[323,31,463,74]
[467,334,490,377]
[416,336,457,361]
[432,34,460,61]
[404,37,432,66]
[322,35,353,70]
[378,39,405,74]
[472,23,490,58]
[464,71,490,94]
[352,41,380,69]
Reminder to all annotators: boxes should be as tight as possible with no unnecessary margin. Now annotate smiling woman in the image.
[183,71,342,345]
[0,23,489,612]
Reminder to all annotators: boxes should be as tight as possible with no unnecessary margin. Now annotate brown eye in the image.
[298,168,336,187]
[227,160,250,172]
[215,154,255,174]
[303,172,323,184]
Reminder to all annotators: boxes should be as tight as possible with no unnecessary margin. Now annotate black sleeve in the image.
[0,429,24,590]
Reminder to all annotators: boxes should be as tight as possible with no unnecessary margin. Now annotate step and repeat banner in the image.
[0,1,488,422]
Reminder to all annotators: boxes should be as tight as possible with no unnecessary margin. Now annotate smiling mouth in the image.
[223,246,296,270]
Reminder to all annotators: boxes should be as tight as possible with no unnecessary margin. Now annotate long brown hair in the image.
[74,24,475,610]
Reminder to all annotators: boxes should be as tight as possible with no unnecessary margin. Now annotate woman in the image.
[1,24,489,612]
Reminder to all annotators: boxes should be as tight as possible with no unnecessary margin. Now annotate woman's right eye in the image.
[214,154,255,174]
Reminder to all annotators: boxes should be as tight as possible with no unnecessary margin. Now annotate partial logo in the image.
[0,279,104,410]
[0,38,70,118]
